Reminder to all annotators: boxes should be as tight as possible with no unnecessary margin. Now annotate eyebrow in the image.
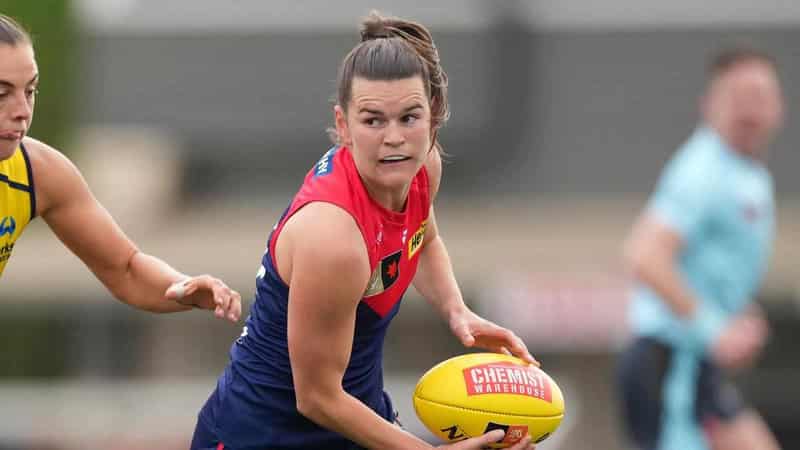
[0,74,39,89]
[358,104,424,115]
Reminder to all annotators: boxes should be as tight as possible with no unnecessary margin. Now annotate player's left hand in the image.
[164,275,242,323]
[449,307,538,366]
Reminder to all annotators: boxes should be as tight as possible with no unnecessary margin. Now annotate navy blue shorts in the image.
[190,386,401,450]
[192,414,372,450]
[616,337,744,450]
[190,413,222,450]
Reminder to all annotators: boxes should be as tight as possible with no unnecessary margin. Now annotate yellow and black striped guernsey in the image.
[0,144,35,277]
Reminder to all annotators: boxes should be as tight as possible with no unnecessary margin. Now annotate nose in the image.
[10,91,32,122]
[383,120,405,147]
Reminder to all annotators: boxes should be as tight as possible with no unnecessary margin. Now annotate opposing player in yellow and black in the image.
[0,14,241,322]
[0,140,33,274]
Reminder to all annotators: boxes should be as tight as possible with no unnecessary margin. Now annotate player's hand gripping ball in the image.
[413,353,565,448]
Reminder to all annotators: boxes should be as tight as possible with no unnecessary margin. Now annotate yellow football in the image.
[413,353,565,448]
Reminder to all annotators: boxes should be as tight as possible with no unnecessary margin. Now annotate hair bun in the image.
[360,11,396,41]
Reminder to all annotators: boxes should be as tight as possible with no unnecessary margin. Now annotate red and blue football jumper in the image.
[192,146,431,450]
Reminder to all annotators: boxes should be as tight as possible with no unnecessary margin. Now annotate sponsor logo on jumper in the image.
[0,216,16,238]
[236,325,248,345]
[463,361,552,402]
[0,241,14,263]
[314,147,337,177]
[407,220,426,259]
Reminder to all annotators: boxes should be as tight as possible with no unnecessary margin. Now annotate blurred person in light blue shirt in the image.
[617,48,784,450]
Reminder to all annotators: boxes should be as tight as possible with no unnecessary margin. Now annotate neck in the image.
[361,178,410,212]
[0,148,16,161]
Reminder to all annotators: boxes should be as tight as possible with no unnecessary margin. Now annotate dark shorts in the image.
[190,414,369,450]
[190,387,401,450]
[190,413,223,450]
[616,337,745,450]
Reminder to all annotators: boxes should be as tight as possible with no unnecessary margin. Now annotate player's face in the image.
[0,43,37,161]
[335,76,432,206]
[705,61,784,157]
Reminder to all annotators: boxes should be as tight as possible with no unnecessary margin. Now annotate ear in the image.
[334,105,352,146]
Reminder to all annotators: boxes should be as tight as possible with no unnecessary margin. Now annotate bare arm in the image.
[28,138,240,320]
[624,213,725,347]
[411,151,535,364]
[411,150,465,321]
[412,209,463,322]
[624,214,699,317]
[281,202,531,449]
[280,202,434,450]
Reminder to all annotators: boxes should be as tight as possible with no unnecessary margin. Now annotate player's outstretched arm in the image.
[411,151,536,365]
[27,138,240,321]
[413,210,536,365]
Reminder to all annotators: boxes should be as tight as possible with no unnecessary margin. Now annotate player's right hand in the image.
[437,429,535,450]
[711,310,768,370]
[165,275,242,323]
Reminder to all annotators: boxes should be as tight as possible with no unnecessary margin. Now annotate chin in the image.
[0,143,16,161]
[368,170,412,192]
[737,140,768,158]
[382,174,416,190]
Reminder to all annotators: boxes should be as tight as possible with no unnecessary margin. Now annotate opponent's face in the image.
[0,43,37,161]
[704,60,784,158]
[335,76,432,200]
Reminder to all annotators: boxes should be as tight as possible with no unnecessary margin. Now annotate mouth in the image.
[379,155,412,164]
[0,131,23,141]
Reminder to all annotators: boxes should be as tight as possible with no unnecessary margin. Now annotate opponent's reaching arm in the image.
[28,138,240,321]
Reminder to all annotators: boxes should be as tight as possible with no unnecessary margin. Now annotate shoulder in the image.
[659,132,722,193]
[23,137,75,172]
[22,137,87,215]
[283,201,369,269]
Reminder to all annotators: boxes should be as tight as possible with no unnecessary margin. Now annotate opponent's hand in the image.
[437,429,535,450]
[712,310,768,370]
[165,275,242,323]
[449,308,538,366]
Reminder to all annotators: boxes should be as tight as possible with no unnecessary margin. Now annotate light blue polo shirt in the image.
[629,126,774,353]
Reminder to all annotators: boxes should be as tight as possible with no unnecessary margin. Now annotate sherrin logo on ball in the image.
[413,353,565,448]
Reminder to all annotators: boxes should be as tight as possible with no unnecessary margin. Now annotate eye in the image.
[363,117,384,127]
[402,114,420,125]
[25,88,38,99]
